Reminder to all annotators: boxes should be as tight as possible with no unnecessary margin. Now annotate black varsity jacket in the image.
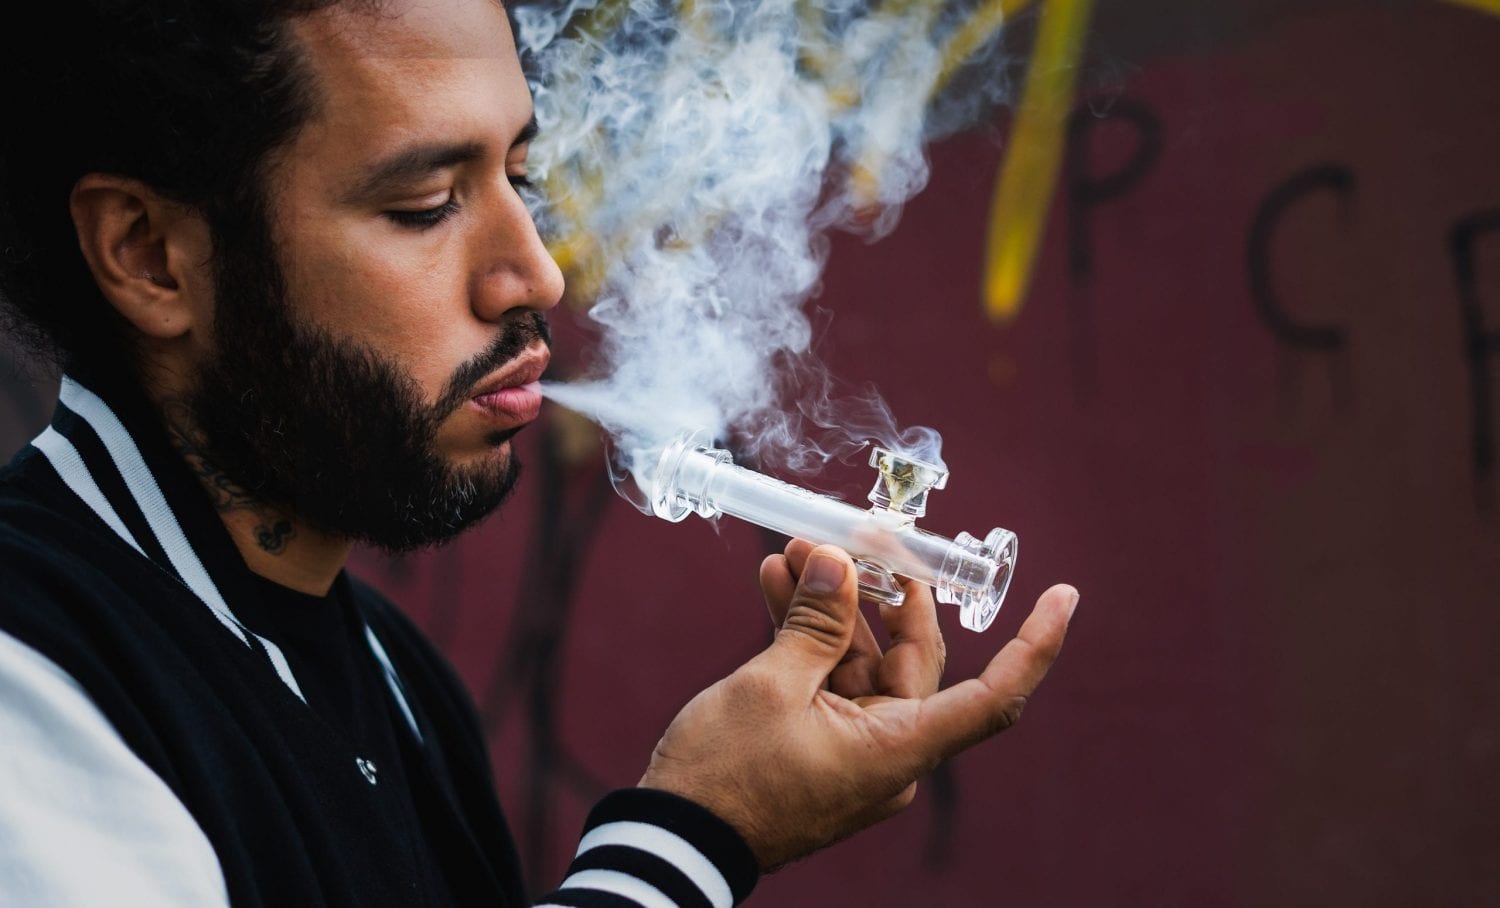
[0,368,758,907]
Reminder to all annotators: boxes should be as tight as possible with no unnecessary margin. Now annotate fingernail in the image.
[803,553,846,594]
[1066,587,1081,617]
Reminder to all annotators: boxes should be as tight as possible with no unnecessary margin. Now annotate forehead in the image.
[296,0,517,61]
[283,0,528,156]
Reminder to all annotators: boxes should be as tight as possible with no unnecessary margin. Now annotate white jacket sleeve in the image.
[0,629,230,908]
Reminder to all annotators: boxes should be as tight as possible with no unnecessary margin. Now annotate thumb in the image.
[761,545,860,692]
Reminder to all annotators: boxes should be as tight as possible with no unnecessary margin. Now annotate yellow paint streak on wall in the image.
[983,0,1093,323]
[1441,0,1500,17]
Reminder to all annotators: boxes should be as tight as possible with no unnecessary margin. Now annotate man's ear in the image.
[70,174,214,340]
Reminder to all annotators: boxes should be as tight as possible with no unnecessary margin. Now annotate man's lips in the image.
[467,343,550,426]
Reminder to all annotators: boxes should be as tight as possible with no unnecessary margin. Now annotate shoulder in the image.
[0,472,129,612]
[0,454,205,729]
[0,460,214,803]
[0,460,157,620]
[0,445,138,587]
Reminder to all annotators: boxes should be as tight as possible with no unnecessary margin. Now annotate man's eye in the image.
[385,198,460,230]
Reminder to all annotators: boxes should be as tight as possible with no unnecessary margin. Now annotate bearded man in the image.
[0,1,1079,905]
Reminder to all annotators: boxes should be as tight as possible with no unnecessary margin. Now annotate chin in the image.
[483,426,523,448]
[452,434,521,483]
[476,431,520,467]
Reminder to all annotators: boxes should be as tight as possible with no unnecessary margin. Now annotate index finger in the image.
[914,584,1079,760]
[874,576,944,699]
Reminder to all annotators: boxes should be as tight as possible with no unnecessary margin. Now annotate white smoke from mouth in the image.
[516,0,1011,509]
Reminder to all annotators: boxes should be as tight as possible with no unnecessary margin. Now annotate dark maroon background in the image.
[3,3,1497,905]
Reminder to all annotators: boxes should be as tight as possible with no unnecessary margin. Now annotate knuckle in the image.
[991,694,1028,734]
[781,598,846,648]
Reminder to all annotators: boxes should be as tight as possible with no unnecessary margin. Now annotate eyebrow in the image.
[341,115,540,203]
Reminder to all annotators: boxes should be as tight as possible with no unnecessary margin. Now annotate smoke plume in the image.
[516,0,1014,508]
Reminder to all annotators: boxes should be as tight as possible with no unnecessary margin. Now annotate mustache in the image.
[433,311,551,418]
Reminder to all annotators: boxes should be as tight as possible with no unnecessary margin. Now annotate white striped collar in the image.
[31,373,423,740]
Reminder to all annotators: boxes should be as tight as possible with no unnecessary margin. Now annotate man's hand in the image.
[639,539,1079,872]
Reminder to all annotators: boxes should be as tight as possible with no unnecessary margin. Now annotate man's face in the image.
[190,0,564,551]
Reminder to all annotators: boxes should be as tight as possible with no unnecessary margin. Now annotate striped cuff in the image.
[535,788,758,908]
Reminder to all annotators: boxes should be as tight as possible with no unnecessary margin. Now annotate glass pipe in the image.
[646,432,1017,632]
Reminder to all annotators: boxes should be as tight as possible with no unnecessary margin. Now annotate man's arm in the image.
[640,540,1078,871]
[532,788,758,907]
[0,628,231,906]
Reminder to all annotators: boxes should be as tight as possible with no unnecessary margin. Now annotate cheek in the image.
[274,201,498,394]
[290,247,478,400]
[297,247,414,333]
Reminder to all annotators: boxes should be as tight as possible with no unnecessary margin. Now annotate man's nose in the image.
[470,183,566,322]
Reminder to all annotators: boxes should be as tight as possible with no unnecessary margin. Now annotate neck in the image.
[157,396,353,597]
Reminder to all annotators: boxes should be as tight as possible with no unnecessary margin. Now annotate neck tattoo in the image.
[160,397,299,556]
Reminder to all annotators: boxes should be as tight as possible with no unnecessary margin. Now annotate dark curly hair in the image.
[0,0,368,371]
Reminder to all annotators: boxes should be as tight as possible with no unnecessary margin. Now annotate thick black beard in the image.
[190,214,549,554]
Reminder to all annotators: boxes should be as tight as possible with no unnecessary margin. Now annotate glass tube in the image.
[647,433,1017,632]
